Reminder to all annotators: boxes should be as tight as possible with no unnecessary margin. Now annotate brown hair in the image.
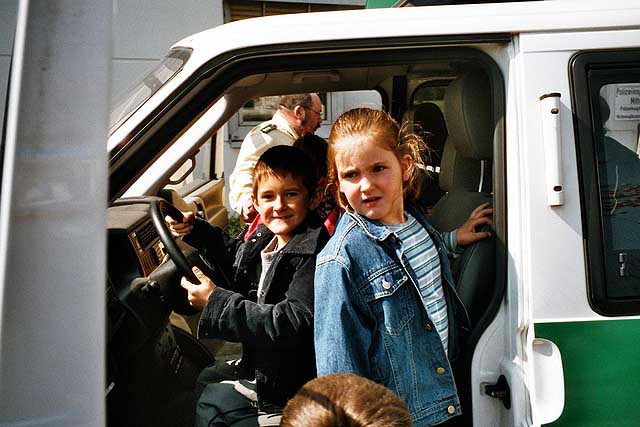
[281,373,412,427]
[327,108,427,210]
[252,145,318,197]
[293,133,329,180]
[279,93,315,111]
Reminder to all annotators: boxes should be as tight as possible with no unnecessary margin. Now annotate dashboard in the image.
[108,203,166,281]
[105,199,193,352]
[105,199,208,426]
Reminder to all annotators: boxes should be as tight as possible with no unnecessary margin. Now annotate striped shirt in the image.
[389,213,449,353]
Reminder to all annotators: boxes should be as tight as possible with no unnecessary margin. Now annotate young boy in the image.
[168,145,329,427]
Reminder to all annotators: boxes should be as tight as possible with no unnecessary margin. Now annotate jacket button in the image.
[436,367,446,375]
[251,238,257,243]
[382,280,391,290]
[425,323,432,331]
[257,232,262,237]
[447,405,455,414]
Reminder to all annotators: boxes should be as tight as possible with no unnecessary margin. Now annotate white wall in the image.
[0,2,18,137]
[111,0,223,98]
[0,1,224,136]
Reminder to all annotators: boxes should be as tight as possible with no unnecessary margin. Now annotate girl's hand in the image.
[456,202,494,246]
[165,211,194,238]
[180,266,216,310]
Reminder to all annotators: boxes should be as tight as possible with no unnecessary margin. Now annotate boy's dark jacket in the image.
[183,214,329,408]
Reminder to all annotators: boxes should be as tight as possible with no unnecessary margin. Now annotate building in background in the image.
[226,0,365,20]
[0,1,365,137]
[111,0,365,98]
[1,1,372,209]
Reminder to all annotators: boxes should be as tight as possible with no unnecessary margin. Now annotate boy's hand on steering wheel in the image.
[165,211,194,238]
[180,266,216,310]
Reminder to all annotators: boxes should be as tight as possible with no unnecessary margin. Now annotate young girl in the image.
[314,108,492,427]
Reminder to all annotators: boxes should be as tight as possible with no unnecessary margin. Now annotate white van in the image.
[2,1,639,426]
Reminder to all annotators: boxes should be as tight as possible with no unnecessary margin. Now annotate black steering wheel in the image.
[149,198,200,284]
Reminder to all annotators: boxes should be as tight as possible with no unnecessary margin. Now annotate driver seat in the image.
[429,69,499,427]
[429,70,496,328]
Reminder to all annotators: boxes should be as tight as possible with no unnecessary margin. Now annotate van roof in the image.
[109,0,640,145]
[175,0,638,53]
[369,0,535,7]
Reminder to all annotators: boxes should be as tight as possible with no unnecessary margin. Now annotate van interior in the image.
[106,42,506,426]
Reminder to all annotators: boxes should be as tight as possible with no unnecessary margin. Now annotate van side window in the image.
[572,50,640,315]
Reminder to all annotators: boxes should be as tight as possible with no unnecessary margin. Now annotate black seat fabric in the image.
[404,102,448,166]
[403,102,449,209]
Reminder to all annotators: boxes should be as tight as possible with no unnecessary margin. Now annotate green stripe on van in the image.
[365,0,398,8]
[536,320,640,427]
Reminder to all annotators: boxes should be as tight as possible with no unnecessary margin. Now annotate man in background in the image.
[229,93,323,222]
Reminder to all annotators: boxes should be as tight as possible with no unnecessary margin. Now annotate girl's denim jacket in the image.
[314,205,471,427]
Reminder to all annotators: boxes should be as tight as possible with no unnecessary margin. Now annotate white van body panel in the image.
[106,5,640,427]
[515,28,640,323]
[0,1,110,425]
[107,0,640,151]
[506,26,640,427]
[3,1,640,426]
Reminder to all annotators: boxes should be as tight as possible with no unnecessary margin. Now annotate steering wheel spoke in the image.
[149,199,201,315]
[150,199,199,283]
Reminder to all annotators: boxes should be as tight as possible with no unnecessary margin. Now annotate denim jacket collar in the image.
[345,204,433,242]
[345,210,395,242]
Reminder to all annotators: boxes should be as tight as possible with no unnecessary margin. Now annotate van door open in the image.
[515,27,640,426]
[0,1,110,425]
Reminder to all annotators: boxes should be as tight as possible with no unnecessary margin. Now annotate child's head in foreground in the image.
[280,373,412,427]
[327,108,427,224]
[251,145,318,243]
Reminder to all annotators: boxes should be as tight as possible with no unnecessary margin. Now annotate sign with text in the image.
[614,84,640,120]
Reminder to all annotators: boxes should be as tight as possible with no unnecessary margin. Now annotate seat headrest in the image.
[439,143,481,193]
[444,72,493,160]
[403,102,448,167]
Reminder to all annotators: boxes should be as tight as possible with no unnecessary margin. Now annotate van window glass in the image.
[410,79,452,112]
[572,50,640,315]
[166,138,215,196]
[229,90,381,143]
[109,48,191,134]
[597,82,640,298]
[239,93,327,125]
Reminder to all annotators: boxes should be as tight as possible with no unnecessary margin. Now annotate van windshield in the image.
[109,48,191,134]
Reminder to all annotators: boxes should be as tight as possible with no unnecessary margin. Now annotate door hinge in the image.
[485,375,511,409]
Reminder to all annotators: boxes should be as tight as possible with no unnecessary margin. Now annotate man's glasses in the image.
[304,106,323,117]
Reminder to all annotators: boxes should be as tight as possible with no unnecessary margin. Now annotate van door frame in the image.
[108,35,512,426]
